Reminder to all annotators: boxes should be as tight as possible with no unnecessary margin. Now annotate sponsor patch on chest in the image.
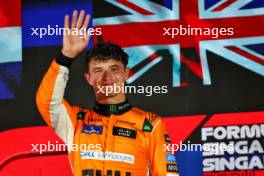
[112,127,137,139]
[82,124,103,134]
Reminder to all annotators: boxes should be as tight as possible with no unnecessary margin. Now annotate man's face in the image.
[84,58,129,97]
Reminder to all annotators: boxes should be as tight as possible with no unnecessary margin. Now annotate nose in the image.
[102,70,112,81]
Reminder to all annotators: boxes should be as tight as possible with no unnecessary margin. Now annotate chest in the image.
[74,114,149,155]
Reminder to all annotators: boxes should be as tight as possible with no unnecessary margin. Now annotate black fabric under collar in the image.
[93,99,133,116]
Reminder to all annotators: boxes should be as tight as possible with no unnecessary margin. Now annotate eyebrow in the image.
[91,64,123,72]
[110,64,122,68]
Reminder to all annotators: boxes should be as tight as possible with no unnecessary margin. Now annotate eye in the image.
[94,69,102,73]
[112,68,119,71]
[111,67,121,72]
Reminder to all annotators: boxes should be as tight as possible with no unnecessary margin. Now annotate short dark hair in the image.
[86,42,128,72]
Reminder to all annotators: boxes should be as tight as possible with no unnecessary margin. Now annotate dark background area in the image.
[1,46,264,131]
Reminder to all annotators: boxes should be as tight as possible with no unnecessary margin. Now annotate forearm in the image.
[36,54,72,126]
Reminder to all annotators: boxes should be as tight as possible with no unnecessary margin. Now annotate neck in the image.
[96,93,126,104]
[93,96,132,116]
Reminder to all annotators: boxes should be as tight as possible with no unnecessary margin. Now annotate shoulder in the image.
[131,107,161,121]
[71,106,93,120]
[130,107,162,132]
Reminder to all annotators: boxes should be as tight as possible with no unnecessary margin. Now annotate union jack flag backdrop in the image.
[0,0,264,176]
[0,0,22,99]
[93,0,264,87]
[93,0,264,175]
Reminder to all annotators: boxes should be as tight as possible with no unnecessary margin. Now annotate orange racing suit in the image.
[36,54,179,176]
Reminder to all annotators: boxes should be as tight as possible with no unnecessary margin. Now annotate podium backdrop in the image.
[0,0,264,176]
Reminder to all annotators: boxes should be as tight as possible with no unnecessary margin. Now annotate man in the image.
[36,10,179,176]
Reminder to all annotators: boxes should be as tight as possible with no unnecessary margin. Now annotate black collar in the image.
[93,99,133,116]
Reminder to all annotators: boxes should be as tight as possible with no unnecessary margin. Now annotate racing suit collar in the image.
[93,99,133,116]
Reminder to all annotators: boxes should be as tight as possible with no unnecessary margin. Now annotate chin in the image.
[98,92,117,98]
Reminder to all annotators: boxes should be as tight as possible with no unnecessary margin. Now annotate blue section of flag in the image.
[22,0,93,48]
[204,0,222,10]
[0,62,21,99]
[163,0,173,9]
[240,0,264,9]
[82,125,103,134]
[245,44,264,55]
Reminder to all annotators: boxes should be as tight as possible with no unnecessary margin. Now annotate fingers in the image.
[83,14,91,46]
[76,10,85,29]
[84,30,91,45]
[70,10,90,29]
[82,14,90,29]
[71,10,78,28]
[68,10,91,46]
[64,15,69,29]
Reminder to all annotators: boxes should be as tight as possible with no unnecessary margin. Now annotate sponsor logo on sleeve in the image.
[167,164,178,172]
[165,134,172,143]
[142,118,153,132]
[77,111,86,120]
[166,154,176,162]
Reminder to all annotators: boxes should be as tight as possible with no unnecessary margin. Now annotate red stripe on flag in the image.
[180,82,189,87]
[180,53,203,79]
[94,15,264,48]
[148,53,158,60]
[212,0,236,12]
[116,0,153,15]
[227,46,264,65]
[0,0,21,27]
[128,70,134,77]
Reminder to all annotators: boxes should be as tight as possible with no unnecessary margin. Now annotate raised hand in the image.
[61,10,91,58]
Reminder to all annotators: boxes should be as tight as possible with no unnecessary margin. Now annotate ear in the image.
[84,73,93,86]
[125,67,130,80]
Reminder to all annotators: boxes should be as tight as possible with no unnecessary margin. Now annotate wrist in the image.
[61,49,77,58]
[56,51,75,68]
